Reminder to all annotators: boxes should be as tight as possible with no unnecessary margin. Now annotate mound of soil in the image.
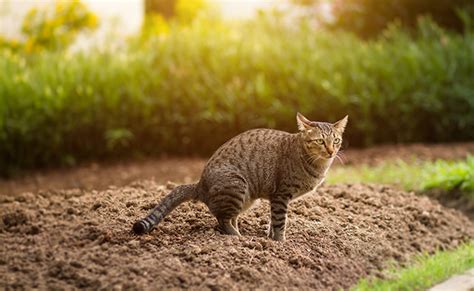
[1,182,473,290]
[423,189,474,221]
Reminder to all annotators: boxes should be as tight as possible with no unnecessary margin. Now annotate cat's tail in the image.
[132,183,198,235]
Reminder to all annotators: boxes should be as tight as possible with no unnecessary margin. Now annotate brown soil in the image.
[1,142,473,196]
[1,182,473,290]
[423,189,474,221]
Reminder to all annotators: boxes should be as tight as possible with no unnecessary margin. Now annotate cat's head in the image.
[296,112,348,160]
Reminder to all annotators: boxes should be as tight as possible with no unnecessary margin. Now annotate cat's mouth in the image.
[323,153,336,159]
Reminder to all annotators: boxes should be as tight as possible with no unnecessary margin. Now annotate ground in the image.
[1,142,474,290]
[2,142,473,196]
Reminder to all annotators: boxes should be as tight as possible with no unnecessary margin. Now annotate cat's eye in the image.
[315,139,324,145]
[334,138,341,144]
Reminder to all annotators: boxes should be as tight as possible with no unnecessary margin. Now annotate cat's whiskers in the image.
[335,153,345,165]
[305,153,320,165]
[333,150,346,164]
[337,150,346,158]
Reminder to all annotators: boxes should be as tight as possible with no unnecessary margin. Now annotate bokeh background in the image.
[0,0,473,176]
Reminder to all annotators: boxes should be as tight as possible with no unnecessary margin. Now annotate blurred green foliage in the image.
[22,0,98,51]
[141,0,209,43]
[422,156,474,194]
[1,1,98,53]
[330,0,473,37]
[329,157,474,198]
[0,13,473,176]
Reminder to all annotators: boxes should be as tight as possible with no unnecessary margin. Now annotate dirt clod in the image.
[2,210,28,228]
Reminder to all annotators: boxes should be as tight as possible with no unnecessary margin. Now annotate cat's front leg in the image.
[269,195,290,241]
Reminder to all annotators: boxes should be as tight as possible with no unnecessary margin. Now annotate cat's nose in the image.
[327,149,334,156]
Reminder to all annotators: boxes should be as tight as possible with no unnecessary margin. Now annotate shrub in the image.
[328,157,474,197]
[422,156,474,194]
[330,0,473,37]
[0,16,473,176]
[20,0,97,52]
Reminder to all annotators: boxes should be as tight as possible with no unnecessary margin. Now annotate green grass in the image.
[327,156,474,199]
[1,14,474,176]
[353,242,474,291]
[423,156,474,198]
[330,156,474,289]
[328,160,424,190]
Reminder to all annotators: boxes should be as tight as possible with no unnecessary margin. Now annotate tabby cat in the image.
[133,113,348,241]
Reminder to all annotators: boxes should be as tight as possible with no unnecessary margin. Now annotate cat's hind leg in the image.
[211,193,243,236]
[218,217,240,236]
[206,174,249,236]
[231,216,239,233]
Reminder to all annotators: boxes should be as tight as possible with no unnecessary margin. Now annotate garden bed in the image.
[1,182,472,290]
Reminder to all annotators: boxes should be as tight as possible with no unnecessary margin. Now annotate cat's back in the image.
[204,128,291,171]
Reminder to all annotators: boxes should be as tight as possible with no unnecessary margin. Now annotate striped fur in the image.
[132,184,197,234]
[132,113,348,241]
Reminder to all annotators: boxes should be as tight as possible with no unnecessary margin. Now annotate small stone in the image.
[126,201,137,208]
[15,196,27,203]
[26,225,41,235]
[91,202,102,210]
[166,181,178,190]
[289,257,299,265]
[70,261,83,268]
[128,240,140,248]
[190,245,202,254]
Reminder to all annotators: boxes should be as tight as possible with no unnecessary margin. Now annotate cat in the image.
[133,113,348,241]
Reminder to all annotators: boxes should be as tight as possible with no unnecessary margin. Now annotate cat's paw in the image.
[269,231,285,241]
[267,225,273,238]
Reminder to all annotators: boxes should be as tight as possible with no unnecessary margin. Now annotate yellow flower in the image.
[24,39,35,53]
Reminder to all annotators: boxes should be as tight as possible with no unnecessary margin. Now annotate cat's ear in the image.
[333,115,348,132]
[296,112,313,131]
